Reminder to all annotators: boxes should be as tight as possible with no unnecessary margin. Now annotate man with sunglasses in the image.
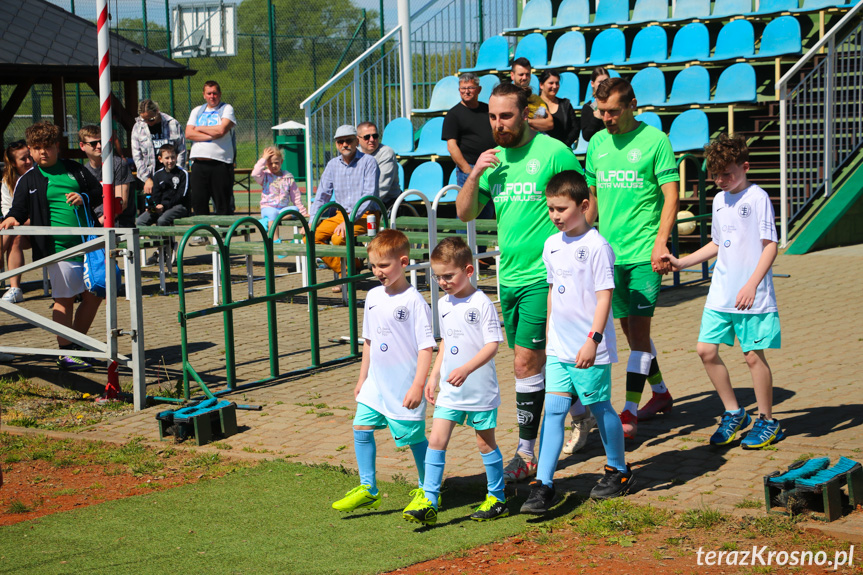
[310,125,380,277]
[357,122,401,209]
[78,125,136,227]
[131,99,185,199]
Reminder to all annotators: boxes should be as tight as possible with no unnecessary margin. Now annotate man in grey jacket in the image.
[357,121,401,209]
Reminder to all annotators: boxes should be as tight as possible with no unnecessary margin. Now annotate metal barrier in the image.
[0,226,147,410]
[170,197,388,403]
[669,154,711,288]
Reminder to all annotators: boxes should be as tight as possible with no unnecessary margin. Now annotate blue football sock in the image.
[536,394,571,487]
[353,429,377,494]
[423,448,445,509]
[588,400,627,472]
[410,439,429,489]
[481,447,505,502]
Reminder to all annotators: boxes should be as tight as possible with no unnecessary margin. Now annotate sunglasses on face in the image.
[361,133,380,141]
[7,140,27,150]
[336,139,355,146]
[81,140,101,148]
[141,115,159,122]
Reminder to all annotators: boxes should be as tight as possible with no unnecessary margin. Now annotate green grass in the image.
[0,460,537,574]
[569,498,670,537]
[678,506,726,529]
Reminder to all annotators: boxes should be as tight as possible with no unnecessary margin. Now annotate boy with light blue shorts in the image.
[662,134,783,449]
[522,170,635,514]
[332,229,436,513]
[402,237,507,526]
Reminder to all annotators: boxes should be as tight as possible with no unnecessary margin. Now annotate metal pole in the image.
[268,0,278,127]
[380,0,386,59]
[478,0,484,43]
[71,0,83,138]
[96,0,115,225]
[142,0,150,98]
[398,0,413,118]
[824,36,835,199]
[779,86,788,248]
[252,36,259,157]
[126,229,147,411]
[459,0,467,70]
[165,0,175,116]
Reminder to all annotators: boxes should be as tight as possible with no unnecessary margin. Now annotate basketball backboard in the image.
[171,2,237,58]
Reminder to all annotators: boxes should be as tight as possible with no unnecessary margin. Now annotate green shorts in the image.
[545,356,612,405]
[433,406,498,430]
[353,403,426,447]
[500,280,548,350]
[612,262,662,319]
[698,309,781,353]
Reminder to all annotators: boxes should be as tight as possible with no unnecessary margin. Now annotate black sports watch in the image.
[588,331,603,344]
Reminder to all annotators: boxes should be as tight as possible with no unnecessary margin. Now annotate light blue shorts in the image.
[433,406,498,430]
[698,309,781,353]
[545,356,612,405]
[353,402,426,447]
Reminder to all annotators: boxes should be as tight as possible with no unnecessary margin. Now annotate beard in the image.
[493,121,527,148]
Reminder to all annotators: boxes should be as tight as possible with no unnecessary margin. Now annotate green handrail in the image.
[670,154,710,288]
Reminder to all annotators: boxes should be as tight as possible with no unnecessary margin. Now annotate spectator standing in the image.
[131,99,186,198]
[78,125,136,227]
[1,140,33,304]
[580,67,611,143]
[442,73,497,188]
[538,70,580,148]
[510,58,553,133]
[357,121,401,209]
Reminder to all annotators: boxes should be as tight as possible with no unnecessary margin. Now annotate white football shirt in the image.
[357,285,436,421]
[707,184,778,314]
[543,228,618,365]
[436,289,504,411]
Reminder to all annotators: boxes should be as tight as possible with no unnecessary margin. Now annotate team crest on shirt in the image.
[724,240,731,247]
[558,285,565,294]
[380,343,388,351]
[627,149,642,163]
[738,203,752,218]
[450,346,459,355]
[393,306,409,322]
[526,159,541,174]
[464,308,480,324]
[575,246,590,262]
[67,173,76,180]
[172,176,180,188]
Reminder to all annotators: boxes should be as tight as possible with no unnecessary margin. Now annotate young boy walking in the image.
[402,237,507,526]
[662,134,783,449]
[332,229,436,513]
[522,170,635,513]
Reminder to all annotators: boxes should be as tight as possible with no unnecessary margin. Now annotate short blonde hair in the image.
[431,237,472,268]
[263,146,283,161]
[368,228,410,259]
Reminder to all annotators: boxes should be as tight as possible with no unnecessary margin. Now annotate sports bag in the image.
[75,197,121,298]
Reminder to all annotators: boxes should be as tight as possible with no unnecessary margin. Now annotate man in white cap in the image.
[310,124,380,275]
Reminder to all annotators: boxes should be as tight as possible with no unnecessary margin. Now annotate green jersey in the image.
[478,133,582,286]
[40,163,84,261]
[585,123,678,265]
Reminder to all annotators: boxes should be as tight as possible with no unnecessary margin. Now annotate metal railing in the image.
[778,1,863,246]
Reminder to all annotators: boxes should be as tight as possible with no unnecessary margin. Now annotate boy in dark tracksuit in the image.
[136,144,189,227]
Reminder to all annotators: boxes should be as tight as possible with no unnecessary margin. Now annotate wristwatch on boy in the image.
[588,331,603,344]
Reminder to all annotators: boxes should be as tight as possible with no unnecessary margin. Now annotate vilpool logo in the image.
[380,343,388,352]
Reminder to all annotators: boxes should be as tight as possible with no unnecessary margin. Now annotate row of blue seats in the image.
[504,0,851,34]
[460,17,800,75]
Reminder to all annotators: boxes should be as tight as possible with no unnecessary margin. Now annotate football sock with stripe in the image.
[648,339,667,393]
[536,394,572,487]
[515,373,545,456]
[353,429,377,494]
[624,351,654,414]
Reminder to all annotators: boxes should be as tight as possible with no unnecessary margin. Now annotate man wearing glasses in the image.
[131,99,186,199]
[310,125,380,277]
[442,73,496,189]
[78,125,136,227]
[357,121,401,209]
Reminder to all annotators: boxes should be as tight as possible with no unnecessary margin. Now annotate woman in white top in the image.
[1,140,33,303]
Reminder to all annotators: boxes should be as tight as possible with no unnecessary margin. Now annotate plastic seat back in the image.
[749,0,797,14]
[708,19,755,60]
[801,0,848,11]
[414,76,461,113]
[666,65,710,106]
[549,0,590,28]
[709,0,753,18]
[668,109,709,152]
[404,117,448,156]
[712,63,756,104]
[627,26,668,64]
[542,31,586,68]
[460,36,510,72]
[588,28,626,66]
[405,162,445,201]
[671,0,711,19]
[758,16,802,57]
[635,112,663,131]
[478,74,500,104]
[630,67,667,107]
[507,0,553,31]
[382,117,414,155]
[630,0,669,23]
[592,0,629,25]
[514,33,548,67]
[558,72,580,103]
[661,22,709,63]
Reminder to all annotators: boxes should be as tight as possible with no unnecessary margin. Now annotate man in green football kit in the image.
[585,78,679,439]
[457,83,583,482]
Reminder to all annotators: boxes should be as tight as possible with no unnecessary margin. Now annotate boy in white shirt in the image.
[522,170,635,514]
[402,237,507,526]
[662,134,783,449]
[332,229,436,513]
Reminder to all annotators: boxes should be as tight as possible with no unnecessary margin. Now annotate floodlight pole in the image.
[398,0,412,117]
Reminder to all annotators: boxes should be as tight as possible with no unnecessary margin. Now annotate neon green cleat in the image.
[469,494,509,521]
[332,484,381,512]
[403,489,438,526]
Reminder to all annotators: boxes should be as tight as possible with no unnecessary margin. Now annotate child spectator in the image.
[332,229,435,514]
[522,170,635,514]
[252,146,308,242]
[136,144,189,227]
[0,121,103,370]
[662,134,783,449]
[402,237,507,526]
[1,140,34,305]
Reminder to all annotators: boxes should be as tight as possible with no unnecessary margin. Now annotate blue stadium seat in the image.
[514,33,548,67]
[459,36,510,73]
[398,163,405,189]
[583,69,621,104]
[413,76,461,115]
[404,162,444,202]
[587,29,626,66]
[381,117,414,155]
[657,23,709,63]
[399,117,448,157]
[665,66,710,106]
[757,16,802,58]
[799,0,851,12]
[536,31,586,69]
[745,0,796,16]
[558,72,580,103]
[706,0,754,19]
[667,0,711,21]
[573,133,589,154]
[628,0,669,24]
[547,0,590,29]
[586,0,629,26]
[477,74,500,104]
[448,167,459,186]
[668,109,709,152]
[504,0,553,33]
[626,26,668,65]
[712,63,757,104]
[630,67,667,107]
[636,112,663,131]
[703,19,755,61]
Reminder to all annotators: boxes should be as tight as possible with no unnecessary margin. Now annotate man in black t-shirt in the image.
[442,73,497,188]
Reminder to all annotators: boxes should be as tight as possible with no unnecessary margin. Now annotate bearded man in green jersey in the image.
[585,78,679,439]
[457,82,583,483]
